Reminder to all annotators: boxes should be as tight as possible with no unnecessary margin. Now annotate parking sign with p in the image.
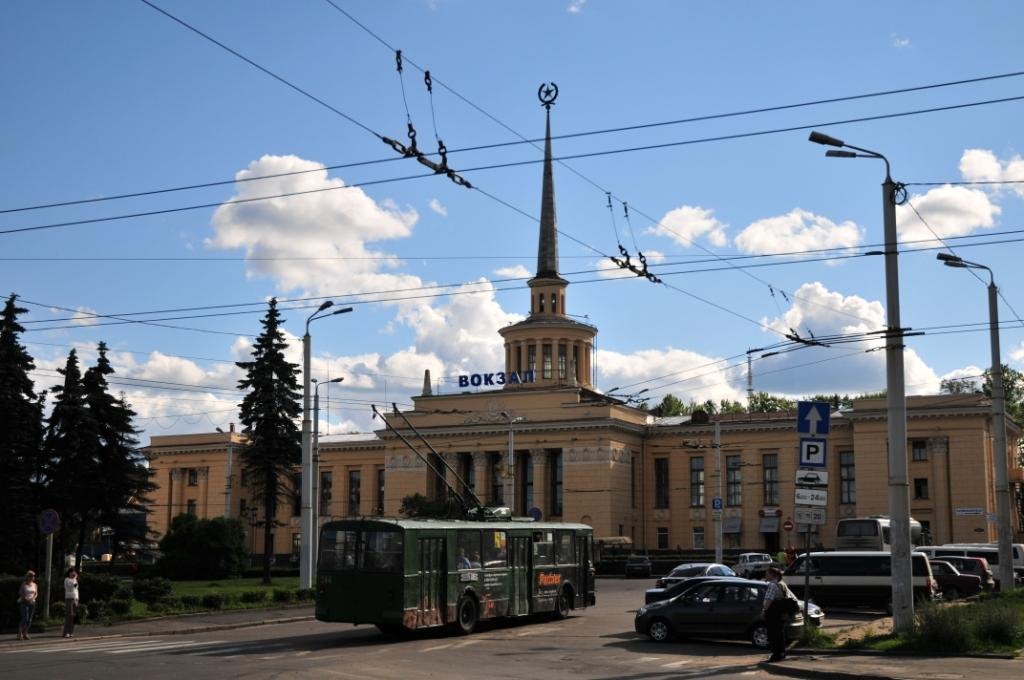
[799,438,827,468]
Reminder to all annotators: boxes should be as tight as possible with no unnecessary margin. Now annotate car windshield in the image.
[627,556,649,563]
[671,566,707,577]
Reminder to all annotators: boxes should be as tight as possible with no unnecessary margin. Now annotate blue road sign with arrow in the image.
[796,401,830,435]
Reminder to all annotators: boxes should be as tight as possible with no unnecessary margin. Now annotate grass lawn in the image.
[171,577,300,598]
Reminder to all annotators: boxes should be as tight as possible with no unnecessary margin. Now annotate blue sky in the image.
[4,1,1024,444]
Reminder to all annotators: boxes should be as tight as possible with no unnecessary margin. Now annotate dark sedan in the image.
[930,560,982,600]
[624,554,653,577]
[939,556,996,592]
[635,577,824,649]
[645,575,724,604]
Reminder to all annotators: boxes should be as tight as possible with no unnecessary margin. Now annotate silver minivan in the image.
[785,551,936,612]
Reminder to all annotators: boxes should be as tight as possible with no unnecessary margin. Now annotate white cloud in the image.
[647,205,727,248]
[493,264,531,279]
[757,282,939,395]
[896,185,1000,245]
[1010,342,1024,365]
[428,198,447,217]
[892,34,911,48]
[960,149,1024,199]
[207,154,422,298]
[595,347,747,405]
[70,307,99,326]
[567,0,587,13]
[938,365,985,393]
[734,209,862,258]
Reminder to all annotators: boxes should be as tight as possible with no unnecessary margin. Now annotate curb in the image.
[760,659,902,680]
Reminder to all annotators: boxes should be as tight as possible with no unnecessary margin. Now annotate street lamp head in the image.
[331,306,353,316]
[825,150,858,158]
[330,376,345,384]
[936,252,966,267]
[317,301,334,312]
[809,131,845,148]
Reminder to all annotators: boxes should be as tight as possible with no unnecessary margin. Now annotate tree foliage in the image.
[235,299,301,584]
[157,514,248,580]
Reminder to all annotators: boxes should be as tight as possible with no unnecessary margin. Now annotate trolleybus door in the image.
[417,537,445,627]
[509,536,530,616]
[575,534,592,608]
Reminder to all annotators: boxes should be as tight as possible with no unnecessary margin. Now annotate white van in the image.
[915,543,1024,587]
[785,551,936,612]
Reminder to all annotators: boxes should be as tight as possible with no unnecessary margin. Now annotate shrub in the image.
[132,577,173,604]
[973,601,1022,646]
[296,588,315,602]
[108,599,133,616]
[914,602,973,653]
[114,582,134,601]
[272,588,295,603]
[240,590,268,604]
[79,573,123,603]
[0,576,22,630]
[201,593,226,610]
[157,514,248,580]
[179,595,202,609]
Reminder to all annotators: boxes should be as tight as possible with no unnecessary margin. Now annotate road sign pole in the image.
[714,421,722,565]
[44,533,53,621]
[803,526,810,627]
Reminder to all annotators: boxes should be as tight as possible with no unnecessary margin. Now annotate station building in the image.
[144,100,1024,560]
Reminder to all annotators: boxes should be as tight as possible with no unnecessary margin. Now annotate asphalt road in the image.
[0,578,885,680]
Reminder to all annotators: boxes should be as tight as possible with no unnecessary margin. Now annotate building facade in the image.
[144,97,1024,560]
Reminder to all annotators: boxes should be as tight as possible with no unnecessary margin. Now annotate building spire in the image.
[536,83,559,279]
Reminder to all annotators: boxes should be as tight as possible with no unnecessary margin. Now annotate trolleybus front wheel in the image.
[456,595,478,635]
[554,587,572,619]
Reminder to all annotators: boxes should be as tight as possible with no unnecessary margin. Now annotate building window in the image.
[539,294,545,313]
[912,439,928,461]
[292,533,301,558]
[631,455,637,508]
[489,453,503,505]
[291,473,301,516]
[573,345,580,382]
[549,451,563,517]
[920,520,932,544]
[690,457,705,507]
[726,455,742,506]
[376,467,385,515]
[186,499,197,516]
[239,497,247,517]
[520,452,533,512]
[557,344,567,379]
[657,527,669,550]
[459,453,475,497]
[914,478,929,500]
[692,527,705,550]
[542,344,552,379]
[654,458,669,509]
[551,293,557,314]
[762,453,779,506]
[348,469,362,515]
[187,468,198,486]
[840,451,856,504]
[319,470,332,516]
[528,345,536,373]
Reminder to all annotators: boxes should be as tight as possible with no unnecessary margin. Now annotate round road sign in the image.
[38,508,60,535]
[782,518,795,532]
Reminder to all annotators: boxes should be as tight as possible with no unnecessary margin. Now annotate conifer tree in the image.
[45,349,101,571]
[0,294,42,573]
[83,342,155,559]
[235,299,301,584]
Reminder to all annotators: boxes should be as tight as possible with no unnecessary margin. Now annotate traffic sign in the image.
[796,401,831,435]
[794,506,827,525]
[795,469,829,486]
[712,509,723,519]
[783,518,795,532]
[38,509,60,535]
[794,488,827,506]
[798,438,827,468]
[711,497,723,511]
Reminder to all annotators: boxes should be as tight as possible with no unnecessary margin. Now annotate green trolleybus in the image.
[316,517,595,635]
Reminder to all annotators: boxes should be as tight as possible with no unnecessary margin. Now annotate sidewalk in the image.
[1,605,315,646]
[762,651,1022,680]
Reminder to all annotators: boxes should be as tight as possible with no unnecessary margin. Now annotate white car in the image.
[733,553,774,577]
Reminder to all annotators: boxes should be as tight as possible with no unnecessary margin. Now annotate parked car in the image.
[937,555,995,592]
[786,551,936,612]
[645,575,724,604]
[654,563,735,588]
[929,560,982,600]
[733,553,774,578]
[624,554,653,578]
[635,577,824,648]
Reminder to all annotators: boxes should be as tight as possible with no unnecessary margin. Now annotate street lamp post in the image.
[501,411,525,512]
[301,302,353,590]
[311,376,344,568]
[937,253,1015,591]
[809,131,914,631]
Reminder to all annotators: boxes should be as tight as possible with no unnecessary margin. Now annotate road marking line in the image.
[637,656,662,662]
[109,640,223,655]
[660,660,690,668]
[421,643,453,652]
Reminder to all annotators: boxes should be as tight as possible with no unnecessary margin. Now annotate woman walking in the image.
[762,567,798,662]
[62,569,79,639]
[17,571,38,640]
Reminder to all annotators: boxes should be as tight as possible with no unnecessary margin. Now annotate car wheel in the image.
[750,623,770,649]
[554,587,572,619]
[942,586,961,601]
[647,618,673,642]
[456,595,478,635]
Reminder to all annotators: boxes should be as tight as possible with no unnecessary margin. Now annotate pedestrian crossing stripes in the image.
[2,638,227,657]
